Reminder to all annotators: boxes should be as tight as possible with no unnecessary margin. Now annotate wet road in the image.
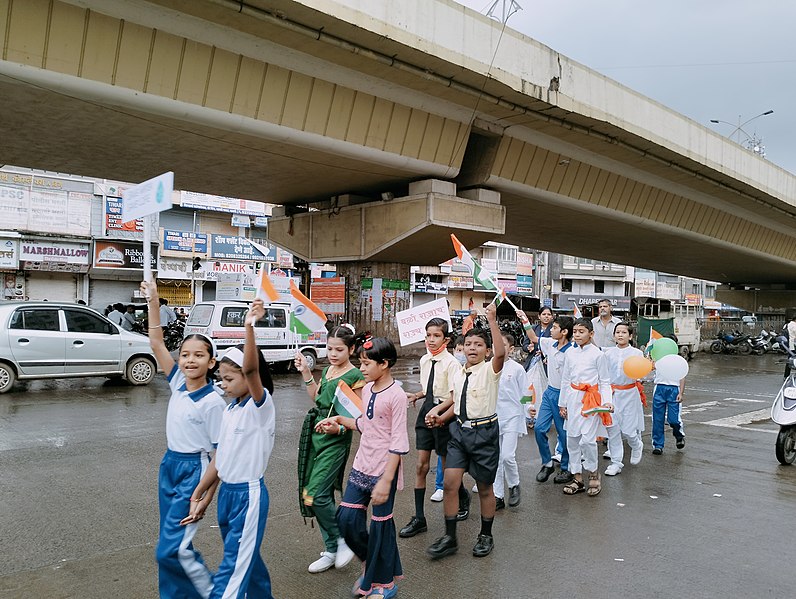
[0,354,793,598]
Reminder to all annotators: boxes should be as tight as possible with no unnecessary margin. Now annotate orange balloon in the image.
[623,355,653,379]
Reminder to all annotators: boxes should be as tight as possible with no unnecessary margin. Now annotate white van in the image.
[184,301,327,370]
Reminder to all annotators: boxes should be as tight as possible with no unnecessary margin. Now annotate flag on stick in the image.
[256,268,280,303]
[288,280,327,335]
[333,380,363,418]
[451,234,497,291]
[572,301,583,319]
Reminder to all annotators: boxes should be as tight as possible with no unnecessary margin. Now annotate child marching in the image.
[602,322,646,473]
[316,337,409,598]
[651,334,687,455]
[295,327,364,573]
[142,280,226,599]
[559,318,614,497]
[400,318,467,539]
[425,301,505,559]
[182,299,276,598]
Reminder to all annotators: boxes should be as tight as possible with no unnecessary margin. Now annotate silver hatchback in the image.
[0,302,157,393]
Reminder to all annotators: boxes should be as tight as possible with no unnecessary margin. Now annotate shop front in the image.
[555,293,631,317]
[19,238,91,302]
[89,240,157,310]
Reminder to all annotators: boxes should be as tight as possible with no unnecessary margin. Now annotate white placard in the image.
[122,172,174,222]
[395,298,452,346]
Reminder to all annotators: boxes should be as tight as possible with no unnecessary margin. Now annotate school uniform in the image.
[652,370,685,450]
[337,381,409,596]
[211,390,276,599]
[416,351,460,455]
[448,360,502,484]
[534,338,573,472]
[494,359,527,500]
[157,365,226,599]
[559,344,612,474]
[604,346,646,467]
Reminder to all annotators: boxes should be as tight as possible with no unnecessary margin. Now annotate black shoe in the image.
[426,535,458,560]
[472,534,494,557]
[536,465,555,482]
[676,437,685,449]
[399,516,427,538]
[553,470,574,484]
[457,491,470,521]
[508,485,521,507]
[652,447,663,455]
[495,497,505,510]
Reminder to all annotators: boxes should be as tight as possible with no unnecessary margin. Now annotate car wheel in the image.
[126,356,155,386]
[678,345,691,360]
[0,362,16,393]
[301,350,317,372]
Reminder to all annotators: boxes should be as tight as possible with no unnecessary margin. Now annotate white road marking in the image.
[702,408,776,434]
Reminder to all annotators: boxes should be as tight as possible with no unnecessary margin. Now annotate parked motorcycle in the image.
[760,329,789,354]
[772,355,796,465]
[710,330,752,355]
[163,320,185,352]
[747,333,769,355]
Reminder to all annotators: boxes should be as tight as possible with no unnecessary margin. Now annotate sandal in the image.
[562,478,585,495]
[587,471,601,497]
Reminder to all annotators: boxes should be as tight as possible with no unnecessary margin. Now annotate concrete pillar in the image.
[337,261,411,345]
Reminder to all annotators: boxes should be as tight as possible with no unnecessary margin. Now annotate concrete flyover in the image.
[1,0,795,308]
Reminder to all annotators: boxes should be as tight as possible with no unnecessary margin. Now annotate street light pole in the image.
[709,110,773,153]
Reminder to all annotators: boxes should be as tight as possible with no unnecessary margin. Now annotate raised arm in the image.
[141,281,175,374]
[487,303,505,374]
[244,299,266,402]
[516,309,539,344]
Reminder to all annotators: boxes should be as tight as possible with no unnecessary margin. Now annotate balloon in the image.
[650,338,678,361]
[655,354,689,381]
[623,355,653,379]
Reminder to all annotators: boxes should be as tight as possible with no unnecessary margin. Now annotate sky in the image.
[454,0,796,174]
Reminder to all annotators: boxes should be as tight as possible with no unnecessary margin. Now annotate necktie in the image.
[459,372,471,422]
[425,360,437,404]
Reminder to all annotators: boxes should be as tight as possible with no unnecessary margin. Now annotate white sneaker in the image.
[630,444,643,465]
[430,488,444,502]
[472,483,478,493]
[602,450,612,460]
[335,538,355,569]
[605,463,623,476]
[308,551,336,573]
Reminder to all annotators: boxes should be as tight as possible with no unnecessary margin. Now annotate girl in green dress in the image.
[295,326,365,574]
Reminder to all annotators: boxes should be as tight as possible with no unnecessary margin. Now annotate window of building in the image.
[624,282,633,297]
[706,285,716,299]
[691,283,700,294]
[594,280,605,293]
[561,278,573,292]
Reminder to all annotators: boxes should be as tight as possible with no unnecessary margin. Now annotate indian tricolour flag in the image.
[648,327,663,348]
[288,280,327,335]
[334,380,363,418]
[572,301,583,319]
[451,234,497,291]
[256,268,280,303]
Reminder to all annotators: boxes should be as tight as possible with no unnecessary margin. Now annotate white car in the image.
[0,302,157,393]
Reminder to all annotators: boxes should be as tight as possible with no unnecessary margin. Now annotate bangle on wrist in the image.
[338,424,345,435]
[303,377,315,385]
[148,325,161,330]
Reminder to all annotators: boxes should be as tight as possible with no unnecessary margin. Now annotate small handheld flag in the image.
[572,301,583,319]
[334,380,363,419]
[289,280,327,335]
[256,269,280,303]
[451,234,498,292]
[520,382,536,404]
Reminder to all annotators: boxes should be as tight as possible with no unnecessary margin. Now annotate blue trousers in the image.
[210,479,272,599]
[338,470,402,595]
[534,387,570,471]
[652,384,685,449]
[435,455,444,491]
[156,450,213,599]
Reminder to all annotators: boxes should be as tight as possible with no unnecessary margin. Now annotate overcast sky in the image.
[454,0,796,174]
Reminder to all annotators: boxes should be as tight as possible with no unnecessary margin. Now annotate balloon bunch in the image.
[623,336,689,381]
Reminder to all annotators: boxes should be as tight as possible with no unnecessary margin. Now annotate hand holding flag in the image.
[256,268,280,303]
[333,380,363,419]
[289,280,327,335]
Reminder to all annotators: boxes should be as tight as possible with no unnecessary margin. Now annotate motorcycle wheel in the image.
[710,341,723,354]
[737,341,752,355]
[775,426,796,465]
[752,346,764,356]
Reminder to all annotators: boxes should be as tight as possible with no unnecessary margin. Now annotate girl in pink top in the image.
[317,337,408,598]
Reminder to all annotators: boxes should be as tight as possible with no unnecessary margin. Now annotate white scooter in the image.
[772,355,796,465]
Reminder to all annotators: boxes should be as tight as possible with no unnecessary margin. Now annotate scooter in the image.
[772,354,796,465]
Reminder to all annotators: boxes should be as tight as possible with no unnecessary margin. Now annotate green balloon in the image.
[650,337,678,361]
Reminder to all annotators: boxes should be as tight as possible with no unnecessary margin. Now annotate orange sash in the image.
[611,381,647,407]
[571,383,613,426]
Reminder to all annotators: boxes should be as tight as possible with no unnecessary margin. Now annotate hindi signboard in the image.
[395,298,451,346]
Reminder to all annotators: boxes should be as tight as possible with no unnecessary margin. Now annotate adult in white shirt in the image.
[591,299,621,348]
[787,316,796,352]
[159,298,177,328]
[107,303,124,326]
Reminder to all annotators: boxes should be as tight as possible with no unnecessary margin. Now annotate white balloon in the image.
[655,354,689,380]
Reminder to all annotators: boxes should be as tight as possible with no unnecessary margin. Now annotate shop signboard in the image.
[21,239,91,265]
[106,196,144,232]
[656,281,681,301]
[93,240,157,270]
[517,252,534,276]
[685,293,703,306]
[448,275,473,289]
[516,274,534,293]
[210,235,267,261]
[0,238,18,269]
[201,261,255,283]
[556,293,631,311]
[634,270,657,297]
[158,256,201,280]
[0,186,91,237]
[181,191,267,217]
[231,215,251,228]
[497,279,518,293]
[161,229,208,256]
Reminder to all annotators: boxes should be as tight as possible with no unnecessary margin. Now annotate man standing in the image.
[591,299,621,348]
[159,298,176,329]
[121,305,137,331]
[107,303,125,326]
